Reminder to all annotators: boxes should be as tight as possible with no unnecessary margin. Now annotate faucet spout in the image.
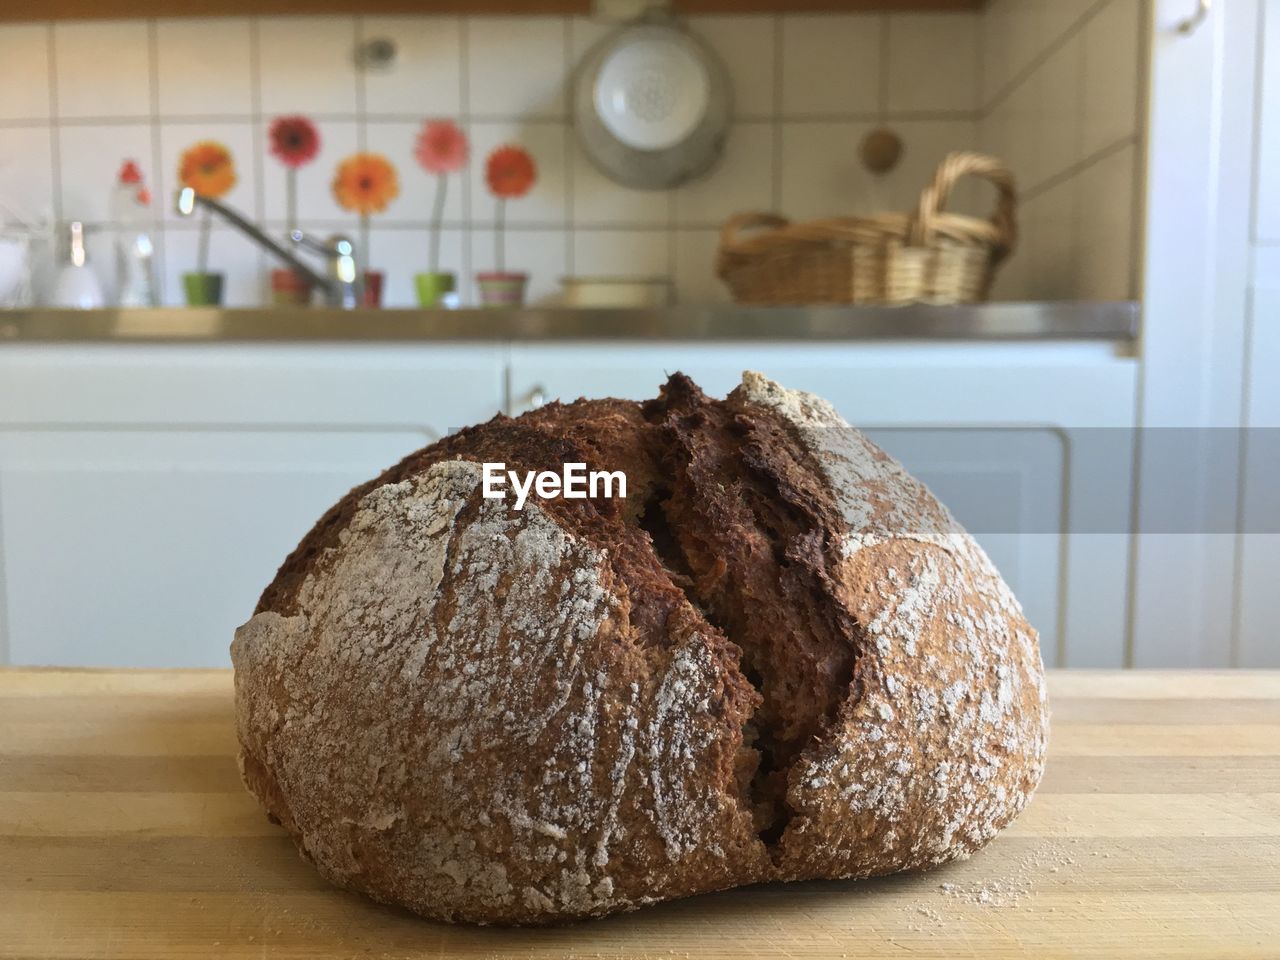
[175,188,351,306]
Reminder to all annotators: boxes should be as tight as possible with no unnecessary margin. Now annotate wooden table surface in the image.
[1,669,1278,959]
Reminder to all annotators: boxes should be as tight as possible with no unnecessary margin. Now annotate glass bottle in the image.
[112,160,158,307]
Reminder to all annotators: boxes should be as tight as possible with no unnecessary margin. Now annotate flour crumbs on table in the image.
[897,837,1082,931]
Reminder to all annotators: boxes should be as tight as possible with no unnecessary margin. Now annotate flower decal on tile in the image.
[268,115,321,237]
[118,159,151,207]
[413,120,469,282]
[415,120,468,175]
[485,144,536,199]
[178,141,237,199]
[481,144,537,286]
[332,152,400,215]
[268,116,321,169]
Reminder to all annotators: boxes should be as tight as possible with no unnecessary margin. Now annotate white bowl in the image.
[594,34,711,151]
[559,276,673,308]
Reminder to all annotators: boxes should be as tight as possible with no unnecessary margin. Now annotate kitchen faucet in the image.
[175,187,359,308]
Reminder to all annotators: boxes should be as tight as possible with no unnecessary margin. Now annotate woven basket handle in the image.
[719,212,791,252]
[910,152,1017,255]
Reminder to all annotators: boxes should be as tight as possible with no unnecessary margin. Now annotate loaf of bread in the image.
[232,371,1048,925]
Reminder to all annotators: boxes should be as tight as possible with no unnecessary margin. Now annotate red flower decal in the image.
[268,115,321,169]
[485,145,536,199]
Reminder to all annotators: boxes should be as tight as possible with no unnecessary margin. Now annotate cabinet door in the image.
[1237,287,1280,666]
[0,344,503,667]
[508,342,1138,667]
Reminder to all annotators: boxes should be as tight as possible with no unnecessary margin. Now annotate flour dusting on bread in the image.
[730,372,1047,880]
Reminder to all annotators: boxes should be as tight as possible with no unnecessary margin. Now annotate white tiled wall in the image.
[0,9,1144,307]
[980,0,1147,301]
[0,13,981,308]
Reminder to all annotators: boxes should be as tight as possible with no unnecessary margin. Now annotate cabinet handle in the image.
[515,384,548,414]
[1176,0,1210,34]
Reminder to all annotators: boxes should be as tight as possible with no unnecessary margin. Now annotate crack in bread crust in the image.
[233,372,1049,925]
[642,373,863,850]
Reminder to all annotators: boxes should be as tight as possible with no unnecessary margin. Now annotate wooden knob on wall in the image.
[860,128,903,174]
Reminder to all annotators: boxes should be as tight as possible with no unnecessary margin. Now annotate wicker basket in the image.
[715,152,1017,306]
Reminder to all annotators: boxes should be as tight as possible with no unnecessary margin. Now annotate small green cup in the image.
[415,271,457,308]
[182,272,224,307]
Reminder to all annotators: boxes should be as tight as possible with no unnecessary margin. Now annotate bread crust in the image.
[232,372,1048,924]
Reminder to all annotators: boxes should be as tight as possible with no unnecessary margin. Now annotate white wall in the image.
[980,0,1148,301]
[0,13,983,308]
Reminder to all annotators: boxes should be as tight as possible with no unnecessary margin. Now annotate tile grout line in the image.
[666,187,677,293]
[249,16,267,301]
[1020,132,1135,204]
[0,109,985,132]
[664,13,676,292]
[564,15,575,281]
[354,16,367,153]
[45,21,63,226]
[878,13,890,123]
[459,16,471,296]
[665,23,677,290]
[249,18,265,223]
[353,16,369,281]
[771,14,784,212]
[147,17,165,301]
[978,0,1114,120]
[1067,10,1086,298]
[974,3,985,136]
[163,219,748,230]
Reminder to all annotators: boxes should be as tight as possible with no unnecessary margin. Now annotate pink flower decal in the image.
[414,120,469,175]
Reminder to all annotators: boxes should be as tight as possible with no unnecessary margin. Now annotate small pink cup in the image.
[476,271,528,308]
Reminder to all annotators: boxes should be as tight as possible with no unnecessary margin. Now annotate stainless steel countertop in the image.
[0,302,1139,343]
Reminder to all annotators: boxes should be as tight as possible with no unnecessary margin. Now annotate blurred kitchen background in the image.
[0,4,1142,306]
[0,0,1275,673]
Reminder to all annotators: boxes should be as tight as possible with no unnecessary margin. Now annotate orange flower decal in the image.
[333,152,399,216]
[485,145,536,199]
[178,141,237,199]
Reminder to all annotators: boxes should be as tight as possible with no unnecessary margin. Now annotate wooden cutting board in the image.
[1,669,1278,959]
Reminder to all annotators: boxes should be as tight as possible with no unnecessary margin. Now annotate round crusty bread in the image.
[231,371,1048,925]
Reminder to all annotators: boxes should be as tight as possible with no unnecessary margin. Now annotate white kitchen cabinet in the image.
[509,341,1139,668]
[0,338,1137,670]
[1237,286,1280,667]
[0,343,504,668]
[1128,0,1270,667]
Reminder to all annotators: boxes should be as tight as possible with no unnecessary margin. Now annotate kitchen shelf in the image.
[0,302,1138,343]
[0,0,984,21]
